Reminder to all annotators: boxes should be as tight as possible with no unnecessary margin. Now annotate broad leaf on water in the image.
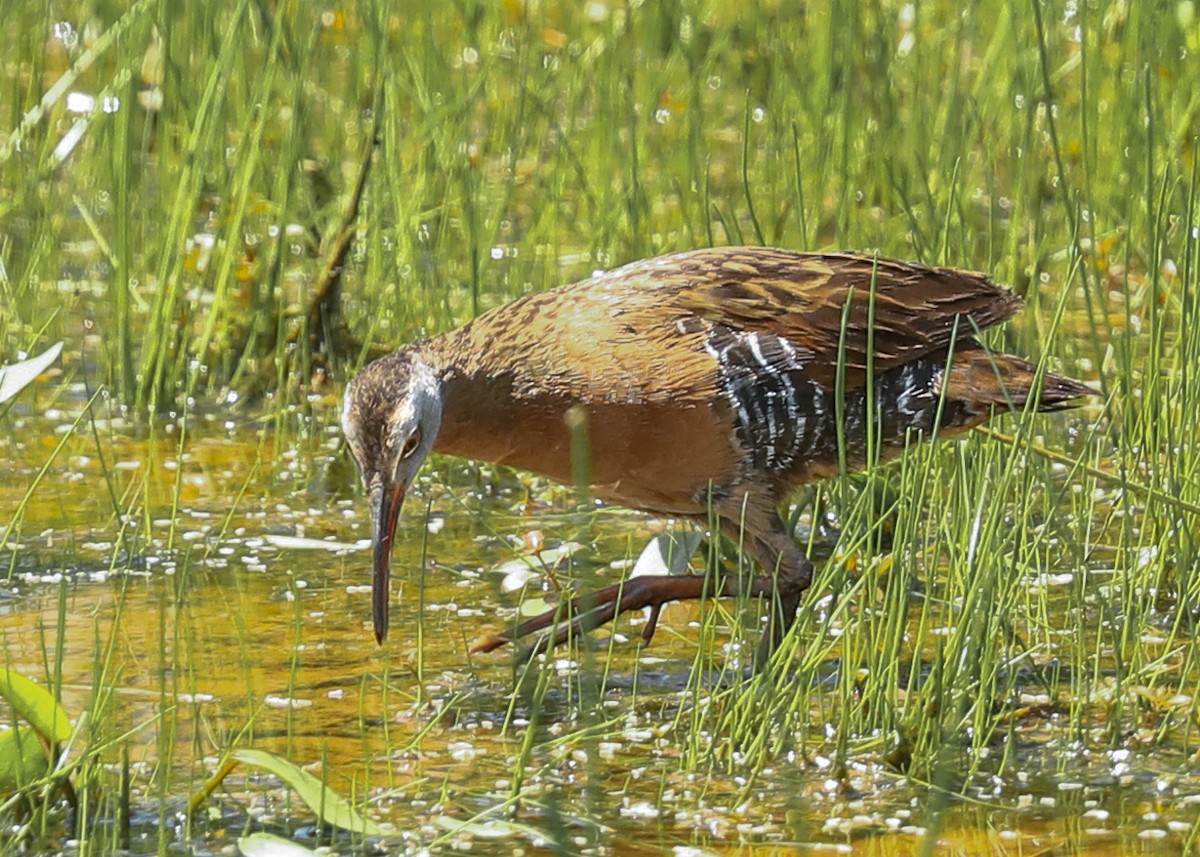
[237,832,320,857]
[0,342,63,406]
[517,596,555,617]
[497,560,540,593]
[230,748,384,836]
[494,542,585,593]
[0,725,52,792]
[0,669,72,745]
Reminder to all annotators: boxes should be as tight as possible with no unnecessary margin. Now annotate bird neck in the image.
[420,329,509,464]
[420,326,571,478]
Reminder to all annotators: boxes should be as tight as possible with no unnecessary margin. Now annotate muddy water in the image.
[0,395,1195,854]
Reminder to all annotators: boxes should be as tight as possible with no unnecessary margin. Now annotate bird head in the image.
[341,351,442,644]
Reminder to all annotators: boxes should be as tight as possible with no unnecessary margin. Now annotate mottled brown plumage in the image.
[343,247,1095,666]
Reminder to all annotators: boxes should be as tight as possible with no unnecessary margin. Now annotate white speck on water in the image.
[179,693,214,704]
[448,741,481,762]
[620,801,660,820]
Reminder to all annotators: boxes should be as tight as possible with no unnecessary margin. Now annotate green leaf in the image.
[433,814,523,840]
[518,596,555,617]
[0,342,63,406]
[0,669,72,745]
[237,832,320,857]
[231,749,384,836]
[0,725,52,792]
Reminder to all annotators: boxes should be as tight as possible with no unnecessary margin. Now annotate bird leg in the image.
[723,520,814,667]
[469,574,748,659]
[470,514,814,668]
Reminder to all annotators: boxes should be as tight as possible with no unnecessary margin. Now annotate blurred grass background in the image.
[2,0,1200,852]
[5,0,1194,409]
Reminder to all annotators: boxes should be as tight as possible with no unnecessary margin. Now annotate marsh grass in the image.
[1,0,1198,852]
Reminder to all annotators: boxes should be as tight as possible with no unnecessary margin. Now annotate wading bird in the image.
[342,247,1093,666]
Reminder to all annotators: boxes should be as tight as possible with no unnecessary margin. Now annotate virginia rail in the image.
[342,247,1094,665]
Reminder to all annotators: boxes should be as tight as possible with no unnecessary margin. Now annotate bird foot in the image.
[469,575,710,660]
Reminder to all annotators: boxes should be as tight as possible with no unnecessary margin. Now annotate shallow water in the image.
[1,391,1197,855]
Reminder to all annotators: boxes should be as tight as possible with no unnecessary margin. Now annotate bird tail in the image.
[942,344,1096,414]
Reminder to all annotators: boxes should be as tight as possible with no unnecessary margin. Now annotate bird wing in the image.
[663,247,1023,389]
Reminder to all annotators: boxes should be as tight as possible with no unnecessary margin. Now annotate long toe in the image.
[470,583,626,656]
[472,576,711,658]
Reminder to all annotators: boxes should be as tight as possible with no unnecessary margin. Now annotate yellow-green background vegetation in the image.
[1,0,1199,854]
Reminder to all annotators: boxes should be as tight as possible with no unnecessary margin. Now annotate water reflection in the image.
[0,415,1195,854]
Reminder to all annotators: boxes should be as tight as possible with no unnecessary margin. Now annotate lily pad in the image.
[494,542,586,593]
[0,342,63,406]
[518,596,555,617]
[499,562,540,593]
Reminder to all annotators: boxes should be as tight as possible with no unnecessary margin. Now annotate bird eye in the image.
[400,431,421,459]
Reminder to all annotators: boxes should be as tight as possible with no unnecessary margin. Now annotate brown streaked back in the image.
[666,248,1023,390]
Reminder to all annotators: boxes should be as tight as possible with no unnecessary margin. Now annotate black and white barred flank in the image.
[707,327,977,475]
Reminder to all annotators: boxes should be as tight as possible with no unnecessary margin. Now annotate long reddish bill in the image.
[371,480,406,644]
